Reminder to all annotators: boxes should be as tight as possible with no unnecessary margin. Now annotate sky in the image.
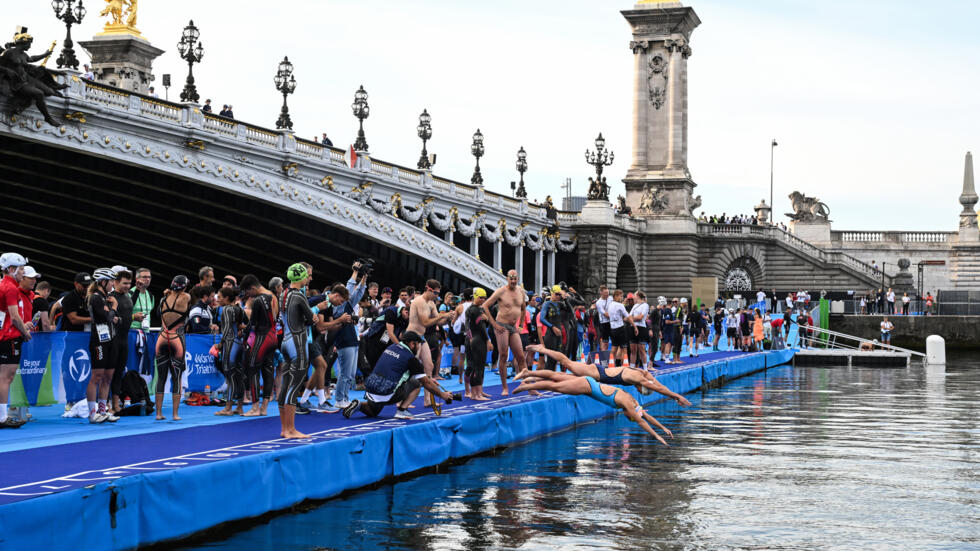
[16,0,980,231]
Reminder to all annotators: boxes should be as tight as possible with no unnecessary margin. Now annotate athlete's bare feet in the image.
[513,368,532,381]
[282,430,310,439]
[172,415,182,421]
[529,390,541,396]
[481,392,492,399]
[472,395,490,401]
[512,382,530,394]
[243,408,262,417]
[155,415,165,420]
[215,409,234,416]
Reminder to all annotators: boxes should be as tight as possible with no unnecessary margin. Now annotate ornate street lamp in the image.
[273,56,297,130]
[417,109,432,170]
[470,129,485,186]
[51,0,86,70]
[585,132,614,200]
[351,85,370,152]
[176,20,204,103]
[515,146,528,198]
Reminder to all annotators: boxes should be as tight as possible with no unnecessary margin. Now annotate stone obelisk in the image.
[951,151,980,288]
[622,0,701,228]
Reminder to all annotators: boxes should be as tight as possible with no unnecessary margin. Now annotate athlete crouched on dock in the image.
[343,331,455,420]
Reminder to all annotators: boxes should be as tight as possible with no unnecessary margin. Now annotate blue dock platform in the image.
[0,348,794,549]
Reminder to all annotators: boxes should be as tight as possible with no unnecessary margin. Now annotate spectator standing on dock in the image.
[108,270,134,414]
[605,290,629,367]
[130,268,154,376]
[860,294,867,315]
[0,253,31,428]
[880,317,893,345]
[661,299,677,362]
[756,289,767,313]
[32,280,52,331]
[925,293,934,315]
[85,268,120,424]
[901,292,911,315]
[58,272,93,331]
[886,287,896,315]
[594,285,612,366]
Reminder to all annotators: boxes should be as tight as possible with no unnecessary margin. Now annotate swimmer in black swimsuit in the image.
[523,345,691,407]
[513,369,672,444]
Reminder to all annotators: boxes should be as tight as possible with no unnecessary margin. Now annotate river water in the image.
[185,356,980,550]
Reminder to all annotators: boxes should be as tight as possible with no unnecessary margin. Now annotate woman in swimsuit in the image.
[155,275,192,420]
[522,345,691,407]
[513,369,672,445]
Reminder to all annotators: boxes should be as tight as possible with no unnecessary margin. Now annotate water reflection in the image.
[185,355,980,551]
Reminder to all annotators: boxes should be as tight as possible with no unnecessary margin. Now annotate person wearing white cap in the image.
[0,253,31,428]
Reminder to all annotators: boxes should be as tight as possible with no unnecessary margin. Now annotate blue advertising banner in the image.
[56,332,94,404]
[183,333,223,392]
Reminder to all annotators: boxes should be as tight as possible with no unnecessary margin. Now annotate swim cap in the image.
[551,285,562,294]
[286,263,309,283]
[171,275,189,291]
[473,287,487,298]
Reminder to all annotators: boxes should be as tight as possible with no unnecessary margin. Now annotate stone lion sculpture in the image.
[787,191,830,222]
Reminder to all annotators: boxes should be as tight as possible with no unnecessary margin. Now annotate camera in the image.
[353,258,375,279]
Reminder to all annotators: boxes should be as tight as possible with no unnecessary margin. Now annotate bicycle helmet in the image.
[0,252,27,270]
[93,267,118,281]
[171,275,189,291]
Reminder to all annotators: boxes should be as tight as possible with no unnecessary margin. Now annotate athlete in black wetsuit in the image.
[214,287,247,416]
[557,286,586,362]
[240,274,278,417]
[279,264,316,438]
[109,270,134,414]
[464,288,491,401]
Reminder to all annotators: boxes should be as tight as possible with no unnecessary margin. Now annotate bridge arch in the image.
[616,254,639,292]
[708,243,767,292]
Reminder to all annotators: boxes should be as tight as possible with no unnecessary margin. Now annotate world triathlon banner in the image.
[9,331,225,407]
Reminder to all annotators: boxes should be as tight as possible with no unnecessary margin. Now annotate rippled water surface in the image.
[186,357,980,550]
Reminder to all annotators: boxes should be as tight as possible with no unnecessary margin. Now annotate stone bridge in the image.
[0,75,577,292]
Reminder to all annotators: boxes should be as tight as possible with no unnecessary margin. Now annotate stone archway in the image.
[616,254,639,292]
[722,256,763,293]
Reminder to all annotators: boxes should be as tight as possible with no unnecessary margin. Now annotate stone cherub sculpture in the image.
[0,28,66,126]
[587,176,610,201]
[787,191,831,222]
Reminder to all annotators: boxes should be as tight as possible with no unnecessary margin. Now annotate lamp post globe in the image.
[274,55,296,130]
[470,129,485,186]
[417,109,433,170]
[177,20,204,104]
[352,85,370,152]
[51,0,86,70]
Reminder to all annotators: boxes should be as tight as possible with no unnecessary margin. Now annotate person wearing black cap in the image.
[56,272,94,332]
[342,331,456,420]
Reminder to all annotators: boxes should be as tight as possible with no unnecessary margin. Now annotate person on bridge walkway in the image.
[155,275,191,421]
[512,368,671,445]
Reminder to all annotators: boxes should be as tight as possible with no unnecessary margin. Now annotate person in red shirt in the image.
[0,253,33,428]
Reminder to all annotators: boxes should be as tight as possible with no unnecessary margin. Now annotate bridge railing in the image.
[832,231,954,244]
[698,223,888,283]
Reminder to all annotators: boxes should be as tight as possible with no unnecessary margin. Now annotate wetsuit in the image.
[539,299,563,371]
[108,290,133,400]
[218,303,246,402]
[559,292,586,361]
[648,307,662,362]
[155,293,187,394]
[465,304,489,387]
[280,287,315,407]
[245,293,277,401]
[88,290,117,373]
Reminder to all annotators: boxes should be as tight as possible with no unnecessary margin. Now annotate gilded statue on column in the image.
[98,0,141,36]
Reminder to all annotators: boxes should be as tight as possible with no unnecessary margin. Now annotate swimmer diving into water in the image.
[513,369,673,445]
[523,345,692,407]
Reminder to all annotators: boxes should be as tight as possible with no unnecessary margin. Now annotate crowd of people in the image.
[697,212,790,231]
[1,250,818,440]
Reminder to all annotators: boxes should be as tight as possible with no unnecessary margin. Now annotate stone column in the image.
[534,249,544,295]
[515,244,524,285]
[79,32,164,95]
[493,241,502,271]
[629,40,649,171]
[470,235,479,259]
[665,39,684,171]
[547,250,556,286]
[445,228,454,245]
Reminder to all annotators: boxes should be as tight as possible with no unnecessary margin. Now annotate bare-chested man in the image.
[407,279,456,405]
[484,270,528,395]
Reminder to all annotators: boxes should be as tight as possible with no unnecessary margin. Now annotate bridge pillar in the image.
[493,241,502,271]
[470,235,479,259]
[445,228,454,245]
[515,245,524,283]
[534,249,544,294]
[547,251,556,287]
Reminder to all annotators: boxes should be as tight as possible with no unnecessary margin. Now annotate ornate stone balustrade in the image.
[698,224,886,283]
[833,231,954,244]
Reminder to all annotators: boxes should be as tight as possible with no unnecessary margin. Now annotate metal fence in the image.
[826,290,980,316]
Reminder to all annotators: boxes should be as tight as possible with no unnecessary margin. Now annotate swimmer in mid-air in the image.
[523,345,692,407]
[512,369,673,445]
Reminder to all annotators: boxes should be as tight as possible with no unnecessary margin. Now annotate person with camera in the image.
[327,261,368,409]
[342,331,457,420]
